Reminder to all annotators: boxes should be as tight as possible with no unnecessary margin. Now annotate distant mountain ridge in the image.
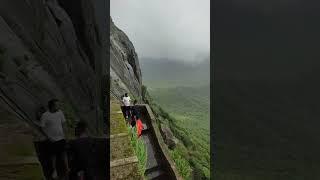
[140,56,211,179]
[140,57,210,88]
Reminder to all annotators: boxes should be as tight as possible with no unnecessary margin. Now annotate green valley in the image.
[141,58,210,179]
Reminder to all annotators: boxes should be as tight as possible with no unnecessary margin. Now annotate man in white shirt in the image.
[40,99,69,179]
[122,93,131,119]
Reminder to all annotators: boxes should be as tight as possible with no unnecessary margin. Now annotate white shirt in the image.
[40,110,66,142]
[122,96,131,106]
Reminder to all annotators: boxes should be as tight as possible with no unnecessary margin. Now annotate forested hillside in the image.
[141,58,210,179]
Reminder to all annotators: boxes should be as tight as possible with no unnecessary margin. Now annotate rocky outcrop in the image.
[160,124,178,149]
[0,0,108,135]
[110,18,142,100]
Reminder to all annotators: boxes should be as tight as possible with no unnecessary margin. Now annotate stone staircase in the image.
[110,98,143,180]
[0,110,44,180]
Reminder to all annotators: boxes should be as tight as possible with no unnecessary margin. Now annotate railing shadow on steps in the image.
[121,104,182,180]
[34,137,109,180]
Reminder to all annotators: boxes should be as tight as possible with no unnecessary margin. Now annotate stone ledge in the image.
[115,111,123,114]
[137,104,182,180]
[110,111,124,115]
[0,156,39,166]
[110,156,138,168]
[110,133,128,139]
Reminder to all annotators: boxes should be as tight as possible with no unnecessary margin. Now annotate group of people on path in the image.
[35,99,95,180]
[122,93,143,137]
[34,94,141,179]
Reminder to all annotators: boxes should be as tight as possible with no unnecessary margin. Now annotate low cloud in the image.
[111,0,210,63]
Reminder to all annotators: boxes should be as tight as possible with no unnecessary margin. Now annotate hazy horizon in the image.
[111,0,210,63]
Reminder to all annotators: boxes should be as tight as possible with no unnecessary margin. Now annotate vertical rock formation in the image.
[0,0,108,135]
[110,18,142,100]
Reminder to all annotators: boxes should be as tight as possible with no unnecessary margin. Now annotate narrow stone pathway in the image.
[110,98,142,180]
[120,104,180,180]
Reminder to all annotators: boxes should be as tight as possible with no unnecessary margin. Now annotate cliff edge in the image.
[110,17,142,100]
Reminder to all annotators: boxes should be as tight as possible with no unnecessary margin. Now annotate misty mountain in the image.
[140,57,210,88]
[141,57,211,178]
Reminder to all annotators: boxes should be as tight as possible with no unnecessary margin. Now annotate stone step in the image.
[110,99,143,179]
[110,133,134,161]
[0,156,39,166]
[110,156,138,168]
[115,110,123,114]
[110,146,142,179]
[110,133,128,139]
[110,156,142,180]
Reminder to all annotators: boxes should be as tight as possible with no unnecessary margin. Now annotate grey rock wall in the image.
[0,0,108,135]
[110,18,142,101]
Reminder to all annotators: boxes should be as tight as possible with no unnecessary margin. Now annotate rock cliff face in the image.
[110,18,142,100]
[0,0,108,134]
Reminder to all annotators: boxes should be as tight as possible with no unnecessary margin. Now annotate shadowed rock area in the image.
[0,0,108,178]
[0,0,108,135]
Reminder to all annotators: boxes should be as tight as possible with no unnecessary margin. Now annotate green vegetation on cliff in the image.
[141,58,210,179]
[169,146,193,179]
[128,126,147,176]
[144,86,210,179]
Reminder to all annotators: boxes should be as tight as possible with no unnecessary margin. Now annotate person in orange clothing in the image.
[131,100,143,137]
[136,118,143,137]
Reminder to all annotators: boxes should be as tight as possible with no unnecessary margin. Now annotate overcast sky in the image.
[111,0,210,63]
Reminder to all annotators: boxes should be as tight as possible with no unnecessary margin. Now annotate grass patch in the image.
[110,113,127,134]
[169,148,192,179]
[110,135,134,160]
[128,126,147,177]
[144,87,210,179]
[5,141,35,158]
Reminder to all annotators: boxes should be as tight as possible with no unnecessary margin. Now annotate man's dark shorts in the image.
[50,139,67,156]
[124,106,131,115]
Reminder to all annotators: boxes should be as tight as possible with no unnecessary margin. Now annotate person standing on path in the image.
[131,100,139,119]
[122,93,131,119]
[130,100,140,127]
[131,100,143,137]
[39,99,70,179]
